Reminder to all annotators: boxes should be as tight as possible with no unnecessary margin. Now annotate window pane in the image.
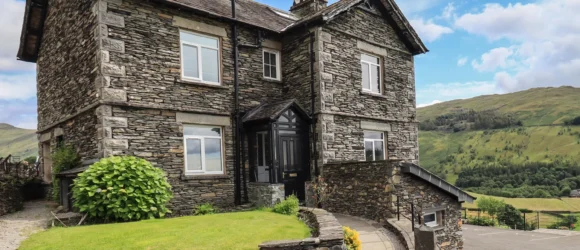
[186,139,202,171]
[364,131,383,139]
[182,45,199,78]
[283,141,288,168]
[205,138,222,172]
[202,48,219,83]
[361,63,370,90]
[371,65,380,93]
[365,141,374,161]
[264,64,271,78]
[184,126,221,137]
[270,53,277,66]
[257,134,264,166]
[361,54,379,64]
[270,66,277,79]
[289,140,294,166]
[375,141,384,161]
[181,32,218,48]
[424,214,436,223]
[264,52,270,64]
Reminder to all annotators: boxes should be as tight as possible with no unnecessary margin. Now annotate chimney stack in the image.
[290,0,328,17]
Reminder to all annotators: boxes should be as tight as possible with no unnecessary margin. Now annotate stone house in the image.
[19,0,474,248]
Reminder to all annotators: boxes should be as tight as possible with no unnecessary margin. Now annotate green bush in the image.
[272,195,299,216]
[72,156,173,222]
[51,146,81,202]
[193,203,217,216]
[468,216,496,227]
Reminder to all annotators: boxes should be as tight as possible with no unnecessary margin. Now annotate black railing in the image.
[395,196,421,231]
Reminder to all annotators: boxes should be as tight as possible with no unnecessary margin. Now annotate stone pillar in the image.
[415,226,436,250]
[247,183,285,207]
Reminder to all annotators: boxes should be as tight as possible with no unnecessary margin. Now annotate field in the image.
[0,123,37,158]
[420,126,580,183]
[463,192,580,212]
[418,86,580,126]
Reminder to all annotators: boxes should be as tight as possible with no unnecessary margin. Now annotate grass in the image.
[19,211,311,250]
[0,123,37,158]
[419,126,580,182]
[462,192,580,212]
[418,86,580,126]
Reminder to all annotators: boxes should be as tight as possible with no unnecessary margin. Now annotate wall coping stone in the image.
[386,218,415,250]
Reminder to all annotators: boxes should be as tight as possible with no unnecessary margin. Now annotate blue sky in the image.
[1,0,579,129]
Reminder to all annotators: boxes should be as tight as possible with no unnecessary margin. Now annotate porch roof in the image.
[242,99,311,123]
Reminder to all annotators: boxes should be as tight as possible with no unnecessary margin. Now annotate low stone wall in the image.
[248,183,285,207]
[322,160,396,222]
[0,177,24,216]
[259,208,345,250]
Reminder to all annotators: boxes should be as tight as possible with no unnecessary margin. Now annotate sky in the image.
[1,0,579,129]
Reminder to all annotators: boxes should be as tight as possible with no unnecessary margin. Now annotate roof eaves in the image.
[401,162,476,203]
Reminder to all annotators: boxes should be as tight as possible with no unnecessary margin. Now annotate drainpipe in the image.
[309,32,319,178]
[232,0,241,205]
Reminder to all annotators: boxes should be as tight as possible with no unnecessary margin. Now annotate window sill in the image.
[262,78,283,84]
[181,174,229,181]
[360,90,388,99]
[176,79,229,89]
[427,225,445,231]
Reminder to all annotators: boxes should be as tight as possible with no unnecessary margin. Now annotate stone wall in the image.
[316,4,419,166]
[248,183,285,207]
[394,172,463,250]
[259,208,345,250]
[0,178,23,216]
[322,160,395,222]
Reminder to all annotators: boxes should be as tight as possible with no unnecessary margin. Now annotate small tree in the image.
[477,197,505,221]
[497,204,524,229]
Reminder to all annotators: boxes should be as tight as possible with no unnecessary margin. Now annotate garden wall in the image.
[0,177,23,216]
[259,208,344,250]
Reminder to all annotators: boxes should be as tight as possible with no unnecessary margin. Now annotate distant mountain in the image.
[0,123,37,158]
[417,86,580,186]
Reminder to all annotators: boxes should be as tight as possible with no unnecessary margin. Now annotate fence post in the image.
[411,202,415,232]
[397,196,400,221]
[523,213,526,231]
[537,211,540,229]
[464,208,467,219]
[478,210,480,219]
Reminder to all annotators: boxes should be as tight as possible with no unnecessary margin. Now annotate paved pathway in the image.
[0,201,52,250]
[335,214,406,250]
[464,224,580,250]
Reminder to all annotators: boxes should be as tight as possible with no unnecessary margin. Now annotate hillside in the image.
[418,86,580,188]
[0,123,37,158]
[418,86,580,126]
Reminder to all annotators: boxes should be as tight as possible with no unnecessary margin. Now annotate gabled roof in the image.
[401,162,476,203]
[242,99,311,123]
[17,0,427,62]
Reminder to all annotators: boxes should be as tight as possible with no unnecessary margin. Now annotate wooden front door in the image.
[279,135,306,201]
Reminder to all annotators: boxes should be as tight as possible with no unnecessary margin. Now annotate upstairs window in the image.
[364,131,385,161]
[361,54,381,93]
[263,49,281,80]
[180,30,221,84]
[184,125,224,175]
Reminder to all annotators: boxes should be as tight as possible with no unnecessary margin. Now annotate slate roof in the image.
[243,99,310,123]
[401,162,476,203]
[18,0,427,62]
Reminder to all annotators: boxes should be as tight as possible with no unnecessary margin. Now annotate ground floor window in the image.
[364,131,385,161]
[183,125,224,175]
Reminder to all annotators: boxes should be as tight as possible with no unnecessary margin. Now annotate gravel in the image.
[0,201,52,250]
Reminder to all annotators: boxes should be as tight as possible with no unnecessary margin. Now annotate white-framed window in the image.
[180,30,221,84]
[183,125,224,175]
[424,210,444,227]
[263,49,281,80]
[364,131,385,161]
[361,53,381,93]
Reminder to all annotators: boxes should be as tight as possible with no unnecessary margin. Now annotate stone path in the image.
[335,214,406,250]
[0,201,53,250]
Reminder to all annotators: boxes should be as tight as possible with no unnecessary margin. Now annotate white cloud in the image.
[417,100,443,108]
[410,19,453,42]
[471,47,515,72]
[455,0,580,92]
[457,56,468,66]
[441,2,456,20]
[0,74,37,100]
[417,81,500,102]
[0,0,35,72]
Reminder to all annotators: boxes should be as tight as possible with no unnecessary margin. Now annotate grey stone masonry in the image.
[248,183,285,207]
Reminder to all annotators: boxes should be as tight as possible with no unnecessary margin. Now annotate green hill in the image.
[418,86,580,126]
[418,86,580,185]
[0,123,37,158]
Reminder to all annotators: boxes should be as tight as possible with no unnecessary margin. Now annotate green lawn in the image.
[20,211,310,250]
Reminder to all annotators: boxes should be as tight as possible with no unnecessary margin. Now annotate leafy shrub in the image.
[272,195,299,216]
[467,216,496,227]
[193,203,217,216]
[343,226,362,250]
[51,146,81,202]
[72,156,173,222]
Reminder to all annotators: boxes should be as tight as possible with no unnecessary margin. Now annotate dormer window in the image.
[361,53,382,94]
[263,49,281,81]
